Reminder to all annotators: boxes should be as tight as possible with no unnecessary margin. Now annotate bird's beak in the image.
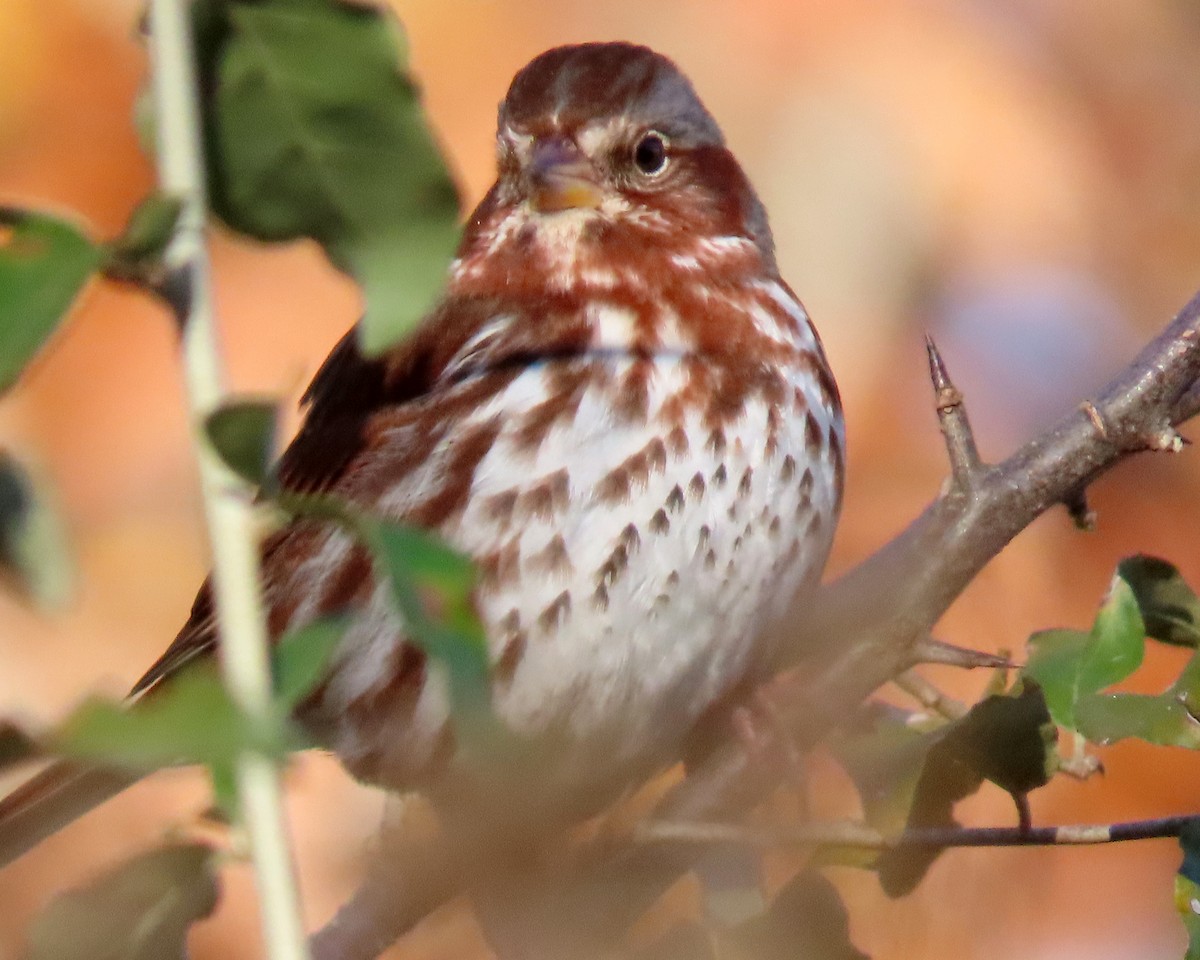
[528,136,603,213]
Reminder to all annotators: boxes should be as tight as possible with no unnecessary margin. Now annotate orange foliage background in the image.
[2,1,1200,957]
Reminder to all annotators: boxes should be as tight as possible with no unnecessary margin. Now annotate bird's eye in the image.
[632,132,669,176]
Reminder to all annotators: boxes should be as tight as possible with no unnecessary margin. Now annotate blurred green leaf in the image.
[0,720,39,773]
[0,451,73,610]
[204,398,278,488]
[731,870,868,960]
[195,0,461,355]
[1178,822,1200,960]
[0,208,100,393]
[876,683,1054,897]
[27,842,218,960]
[104,192,184,279]
[829,702,940,839]
[1119,555,1200,648]
[272,615,349,707]
[1024,575,1146,731]
[359,517,489,706]
[54,664,292,774]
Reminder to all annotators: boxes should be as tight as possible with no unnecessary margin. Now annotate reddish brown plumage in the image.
[0,42,844,861]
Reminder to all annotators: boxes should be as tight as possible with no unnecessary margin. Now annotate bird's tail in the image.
[0,761,140,867]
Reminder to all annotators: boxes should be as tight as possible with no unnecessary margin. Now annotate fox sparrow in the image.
[0,42,843,855]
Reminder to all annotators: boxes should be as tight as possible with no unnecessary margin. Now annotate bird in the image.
[0,41,844,862]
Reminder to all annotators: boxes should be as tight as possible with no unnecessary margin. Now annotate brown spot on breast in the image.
[492,614,525,681]
[478,538,521,589]
[538,591,572,632]
[780,454,797,483]
[620,523,641,553]
[706,428,727,456]
[738,467,753,496]
[408,418,505,527]
[484,489,519,527]
[667,425,689,456]
[596,438,669,504]
[712,464,728,487]
[704,548,717,570]
[515,469,570,521]
[688,472,706,499]
[513,367,590,452]
[598,542,630,588]
[613,360,652,423]
[649,508,670,534]
[666,485,685,513]
[804,411,823,456]
[530,534,572,574]
[592,583,610,611]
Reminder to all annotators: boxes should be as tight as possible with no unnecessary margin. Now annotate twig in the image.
[147,2,309,958]
[892,670,967,721]
[636,813,1200,849]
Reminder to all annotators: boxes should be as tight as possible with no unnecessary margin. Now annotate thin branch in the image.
[147,2,309,958]
[892,670,968,721]
[637,813,1200,849]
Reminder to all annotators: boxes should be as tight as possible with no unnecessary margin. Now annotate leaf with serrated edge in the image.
[196,0,461,354]
[27,843,218,960]
[0,208,100,393]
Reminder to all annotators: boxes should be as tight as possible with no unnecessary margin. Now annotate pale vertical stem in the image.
[146,1,310,958]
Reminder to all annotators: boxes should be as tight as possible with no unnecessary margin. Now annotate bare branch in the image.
[636,813,1200,850]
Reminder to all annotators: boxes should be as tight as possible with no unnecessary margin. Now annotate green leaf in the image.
[1023,574,1146,731]
[53,664,292,774]
[875,683,1054,897]
[104,192,184,275]
[196,0,461,355]
[731,870,868,960]
[1076,693,1200,749]
[204,398,278,488]
[0,208,100,392]
[1178,822,1200,960]
[27,842,219,960]
[829,702,941,838]
[1118,555,1200,647]
[0,451,73,610]
[272,615,349,707]
[359,518,489,706]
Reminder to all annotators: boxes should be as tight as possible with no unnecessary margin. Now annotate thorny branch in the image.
[311,290,1200,960]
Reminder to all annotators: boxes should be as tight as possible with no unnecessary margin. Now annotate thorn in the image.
[924,335,982,490]
[1063,489,1097,531]
[1079,400,1108,440]
[913,638,1013,670]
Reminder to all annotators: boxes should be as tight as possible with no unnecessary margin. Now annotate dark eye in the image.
[633,132,669,176]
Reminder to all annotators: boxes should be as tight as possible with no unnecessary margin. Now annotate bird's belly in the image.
[312,354,842,812]
[462,359,841,801]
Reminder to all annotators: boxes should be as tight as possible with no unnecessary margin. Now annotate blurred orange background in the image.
[2,0,1200,957]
